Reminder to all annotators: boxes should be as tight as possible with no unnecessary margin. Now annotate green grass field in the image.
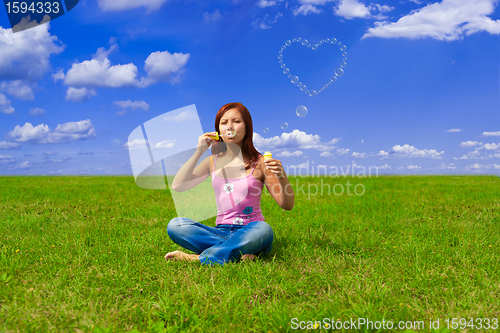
[1,175,499,332]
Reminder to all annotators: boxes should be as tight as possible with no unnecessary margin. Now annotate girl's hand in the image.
[197,132,217,154]
[264,158,285,178]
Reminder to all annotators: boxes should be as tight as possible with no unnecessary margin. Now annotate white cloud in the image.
[447,128,461,132]
[407,164,421,170]
[252,13,283,29]
[97,0,169,12]
[276,150,304,157]
[257,0,282,8]
[0,22,64,82]
[29,107,45,115]
[440,163,456,169]
[65,87,96,103]
[465,163,499,171]
[141,51,190,86]
[335,0,371,19]
[293,4,323,15]
[483,142,500,150]
[16,161,30,169]
[114,100,149,115]
[52,68,65,82]
[460,141,483,147]
[64,45,140,88]
[351,152,368,158]
[320,151,335,157]
[292,0,334,16]
[483,131,500,136]
[455,150,480,160]
[485,152,500,159]
[0,141,20,149]
[123,139,149,150]
[63,45,189,89]
[0,155,15,165]
[253,129,339,151]
[373,4,393,12]
[373,150,389,157]
[363,0,500,41]
[46,157,72,164]
[0,81,34,100]
[336,148,350,155]
[163,109,199,122]
[377,163,391,169]
[154,139,176,149]
[0,93,14,114]
[388,144,444,159]
[204,9,222,23]
[7,120,96,144]
[333,0,393,19]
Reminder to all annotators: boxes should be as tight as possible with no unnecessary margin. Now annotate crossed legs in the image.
[166,217,274,265]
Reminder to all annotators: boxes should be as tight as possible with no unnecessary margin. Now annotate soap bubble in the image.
[305,90,309,94]
[309,90,316,97]
[281,63,286,68]
[300,84,307,91]
[342,52,347,56]
[323,84,327,89]
[278,54,282,59]
[297,37,302,42]
[283,68,290,74]
[291,75,299,84]
[263,127,269,133]
[338,41,342,45]
[302,39,308,45]
[285,40,291,46]
[281,122,288,130]
[312,44,318,50]
[343,57,347,61]
[288,74,292,78]
[296,105,308,117]
[340,62,347,68]
[331,38,337,44]
[325,38,330,42]
[340,45,347,51]
[307,44,311,48]
[330,76,337,83]
[279,59,283,63]
[335,68,344,77]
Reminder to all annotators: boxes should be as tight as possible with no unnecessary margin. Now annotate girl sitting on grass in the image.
[165,102,294,265]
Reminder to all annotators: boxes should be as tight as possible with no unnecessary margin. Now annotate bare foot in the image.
[241,254,257,261]
[164,250,200,262]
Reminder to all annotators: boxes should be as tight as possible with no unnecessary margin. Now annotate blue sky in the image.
[0,0,499,176]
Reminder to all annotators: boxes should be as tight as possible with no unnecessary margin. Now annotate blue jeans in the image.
[167,217,274,265]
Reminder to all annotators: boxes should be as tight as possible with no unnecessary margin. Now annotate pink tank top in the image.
[211,154,265,225]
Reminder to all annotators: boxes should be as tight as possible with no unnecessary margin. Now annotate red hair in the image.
[211,102,261,168]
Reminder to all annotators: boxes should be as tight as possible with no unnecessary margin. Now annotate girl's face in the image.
[219,108,246,145]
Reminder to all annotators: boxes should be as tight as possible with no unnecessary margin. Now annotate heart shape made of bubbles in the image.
[278,38,348,97]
